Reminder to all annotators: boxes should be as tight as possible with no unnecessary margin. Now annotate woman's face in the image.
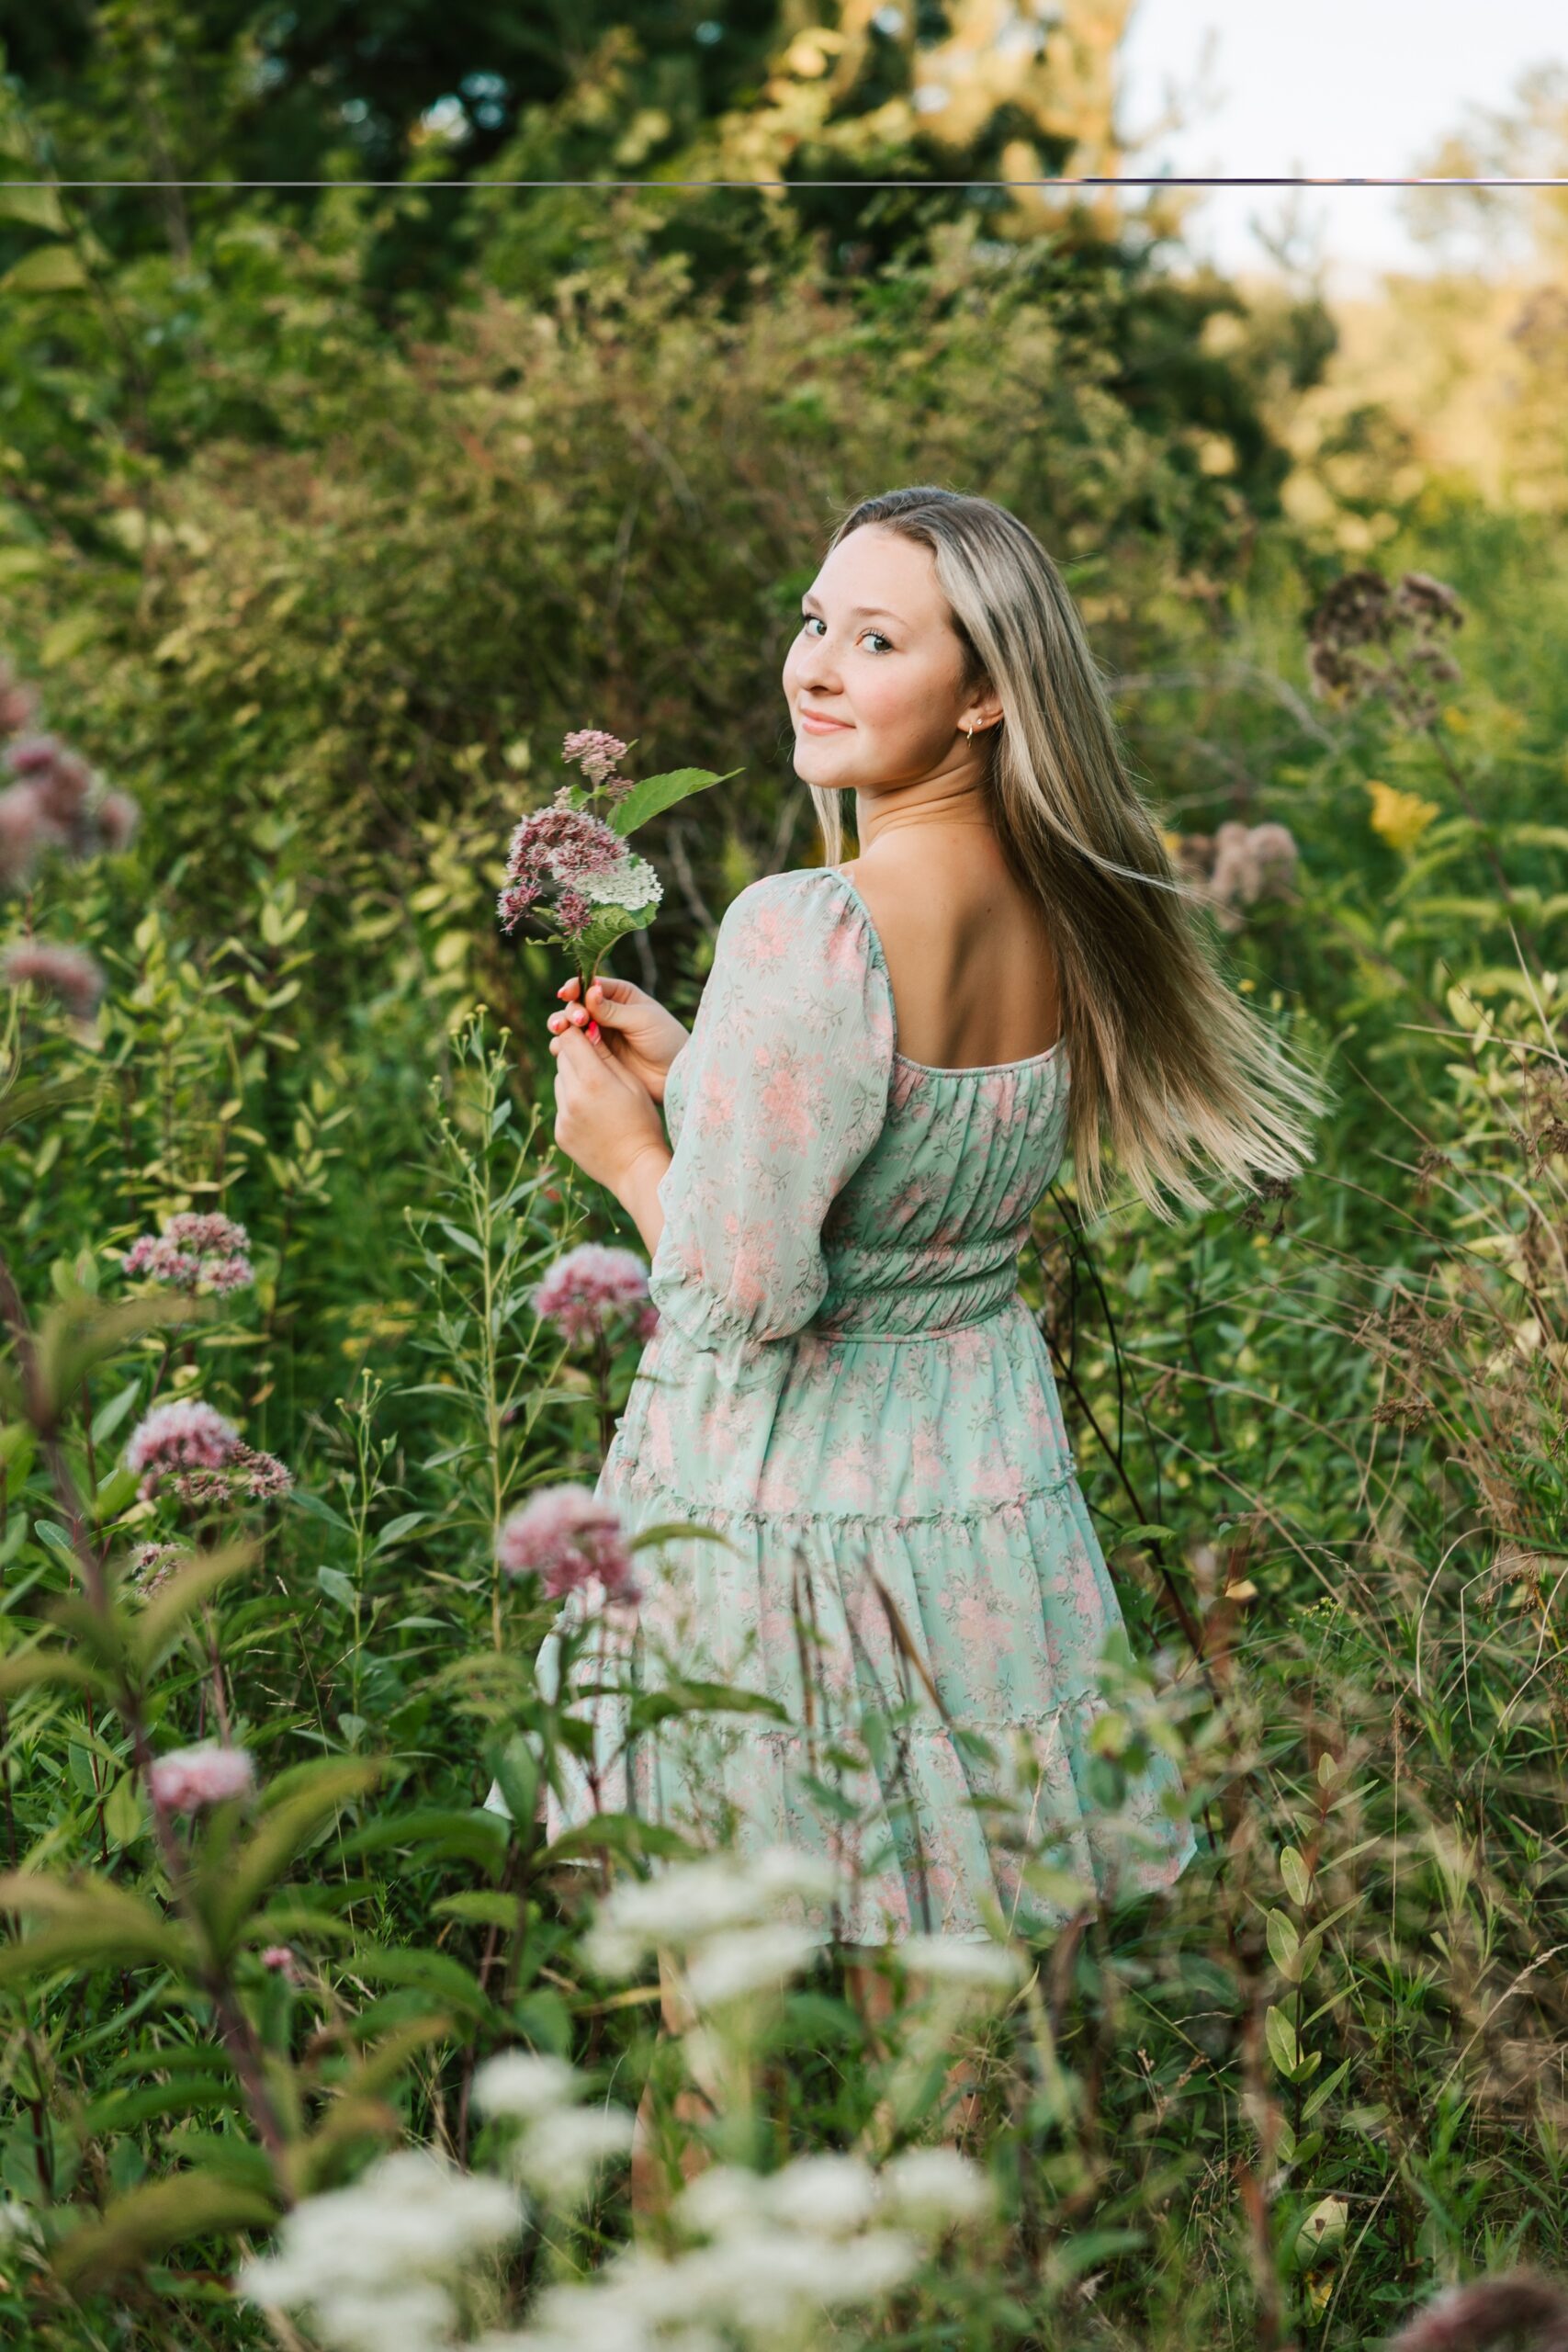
[783,524,999,797]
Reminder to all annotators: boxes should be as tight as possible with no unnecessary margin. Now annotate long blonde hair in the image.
[806,486,1325,1217]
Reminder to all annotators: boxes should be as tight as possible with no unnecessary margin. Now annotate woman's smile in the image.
[798,707,853,731]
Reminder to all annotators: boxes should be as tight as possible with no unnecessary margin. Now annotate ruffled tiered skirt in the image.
[535,1297,1200,1945]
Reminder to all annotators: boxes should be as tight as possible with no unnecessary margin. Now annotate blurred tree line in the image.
[0,1,1340,1023]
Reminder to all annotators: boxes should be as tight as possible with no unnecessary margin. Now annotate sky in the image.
[1117,0,1566,290]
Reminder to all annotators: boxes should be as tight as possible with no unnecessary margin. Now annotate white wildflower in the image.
[307,2279,455,2352]
[473,2050,582,2122]
[684,1921,818,2009]
[576,852,662,912]
[235,2149,522,2319]
[583,1856,761,1975]
[672,2164,770,2238]
[511,2102,637,2201]
[745,1845,840,1908]
[761,2152,879,2236]
[878,2143,996,2228]
[585,1844,840,1978]
[898,1933,1024,1994]
[679,2222,922,2329]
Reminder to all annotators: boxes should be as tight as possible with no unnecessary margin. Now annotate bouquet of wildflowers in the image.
[497,729,739,991]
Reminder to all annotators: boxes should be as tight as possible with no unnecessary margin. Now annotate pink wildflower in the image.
[150,1742,256,1814]
[497,1483,640,1604]
[260,1944,304,1984]
[129,1540,192,1599]
[0,660,38,737]
[533,1243,656,1347]
[0,939,106,1016]
[0,784,46,887]
[125,1212,254,1295]
[95,789,141,854]
[124,1399,242,1501]
[174,1443,292,1508]
[554,888,592,938]
[561,729,629,786]
[498,805,628,937]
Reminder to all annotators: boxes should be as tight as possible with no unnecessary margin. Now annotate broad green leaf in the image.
[1266,1907,1301,1977]
[89,1378,142,1447]
[1294,2195,1348,2265]
[1264,2003,1300,2076]
[1301,2057,1351,2121]
[0,241,89,294]
[541,1811,702,1869]
[1280,1845,1312,1906]
[627,1519,746,1558]
[608,764,740,839]
[0,184,68,232]
[626,1679,792,1737]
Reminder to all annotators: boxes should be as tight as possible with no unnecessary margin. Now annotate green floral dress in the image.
[530,865,1199,1944]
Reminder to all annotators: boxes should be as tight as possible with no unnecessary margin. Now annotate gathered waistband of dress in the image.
[808,1289,1029,1346]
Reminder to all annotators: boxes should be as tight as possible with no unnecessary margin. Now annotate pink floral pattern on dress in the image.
[536,866,1198,1942]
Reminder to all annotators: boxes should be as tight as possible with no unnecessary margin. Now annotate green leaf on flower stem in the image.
[1265,2003,1301,2075]
[608,765,741,839]
[316,1565,356,1610]
[541,1812,701,1870]
[431,1890,523,1929]
[89,1377,141,1447]
[572,897,657,980]
[0,1645,104,1702]
[1267,1906,1302,1977]
[627,1519,747,1557]
[1280,1844,1313,1906]
[626,1679,792,1736]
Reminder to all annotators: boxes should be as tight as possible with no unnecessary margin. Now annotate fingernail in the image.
[587,1020,601,1042]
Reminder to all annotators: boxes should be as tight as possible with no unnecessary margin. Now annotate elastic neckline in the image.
[822,865,1066,1080]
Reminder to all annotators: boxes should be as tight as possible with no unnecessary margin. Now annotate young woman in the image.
[536,484,1321,2176]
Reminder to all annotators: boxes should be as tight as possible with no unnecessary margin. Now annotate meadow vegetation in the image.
[3,17,1568,2349]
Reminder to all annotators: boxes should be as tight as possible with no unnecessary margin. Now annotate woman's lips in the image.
[799,709,852,731]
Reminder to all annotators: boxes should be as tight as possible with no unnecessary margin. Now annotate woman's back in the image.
[837,831,1061,1074]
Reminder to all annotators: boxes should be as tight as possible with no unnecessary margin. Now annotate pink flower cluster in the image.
[497,805,629,940]
[149,1742,256,1814]
[1168,821,1299,935]
[497,1482,640,1604]
[124,1212,254,1295]
[562,729,635,800]
[0,724,139,889]
[129,1540,192,1599]
[0,939,106,1017]
[260,1943,304,1984]
[123,1397,291,1508]
[533,1242,659,1346]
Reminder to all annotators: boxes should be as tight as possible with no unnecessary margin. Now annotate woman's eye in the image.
[799,616,893,653]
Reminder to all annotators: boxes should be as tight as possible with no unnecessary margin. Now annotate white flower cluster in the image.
[472,2049,636,2205]
[576,849,662,913]
[235,2149,522,2352]
[474,2143,994,2351]
[582,1846,840,2006]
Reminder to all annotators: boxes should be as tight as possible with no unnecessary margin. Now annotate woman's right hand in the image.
[547,973,690,1103]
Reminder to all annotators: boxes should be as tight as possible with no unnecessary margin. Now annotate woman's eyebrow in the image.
[800,594,906,624]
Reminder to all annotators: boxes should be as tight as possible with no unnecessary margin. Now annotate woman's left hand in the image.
[548,1017,670,1199]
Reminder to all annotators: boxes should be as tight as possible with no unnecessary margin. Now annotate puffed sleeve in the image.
[648,868,894,1386]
